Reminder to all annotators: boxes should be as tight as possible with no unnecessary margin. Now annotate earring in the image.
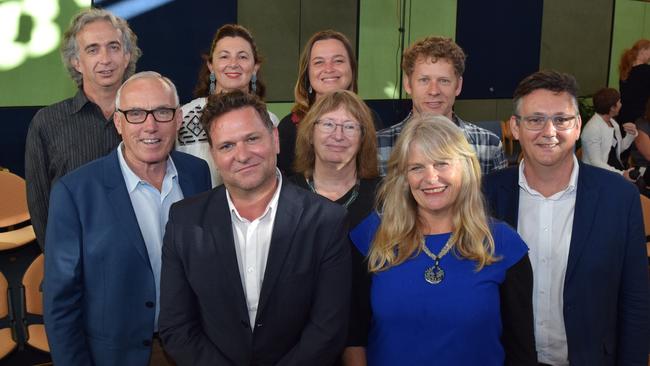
[308,85,313,95]
[251,74,257,94]
[209,73,216,95]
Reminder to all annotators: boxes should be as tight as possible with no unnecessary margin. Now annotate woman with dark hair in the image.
[177,24,278,186]
[618,39,650,125]
[581,87,637,178]
[349,115,536,365]
[277,30,382,175]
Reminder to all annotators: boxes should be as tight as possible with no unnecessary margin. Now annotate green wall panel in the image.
[357,0,456,100]
[539,0,613,96]
[608,0,650,88]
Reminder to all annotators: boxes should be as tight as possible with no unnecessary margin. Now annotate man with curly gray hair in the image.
[25,8,141,250]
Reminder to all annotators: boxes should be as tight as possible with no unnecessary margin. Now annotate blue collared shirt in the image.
[117,143,184,331]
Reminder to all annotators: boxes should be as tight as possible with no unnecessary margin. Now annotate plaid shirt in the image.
[377,112,507,176]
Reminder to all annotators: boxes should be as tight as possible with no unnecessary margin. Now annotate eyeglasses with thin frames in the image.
[514,114,578,131]
[315,119,362,137]
[117,107,179,124]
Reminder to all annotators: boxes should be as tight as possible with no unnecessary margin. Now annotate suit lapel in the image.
[207,188,249,316]
[499,168,520,228]
[256,183,303,319]
[171,151,194,195]
[565,164,598,284]
[103,149,150,267]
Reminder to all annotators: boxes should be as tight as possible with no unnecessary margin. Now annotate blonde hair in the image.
[368,115,497,273]
[619,39,650,81]
[294,90,378,178]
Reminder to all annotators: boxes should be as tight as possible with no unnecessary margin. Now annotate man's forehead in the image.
[520,89,576,112]
[77,20,122,43]
[120,79,174,107]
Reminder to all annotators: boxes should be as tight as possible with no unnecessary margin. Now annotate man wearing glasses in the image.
[484,70,649,366]
[43,71,210,366]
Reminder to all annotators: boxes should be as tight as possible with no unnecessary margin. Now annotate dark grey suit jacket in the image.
[159,181,351,366]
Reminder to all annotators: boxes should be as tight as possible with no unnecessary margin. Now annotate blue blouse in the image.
[350,212,528,366]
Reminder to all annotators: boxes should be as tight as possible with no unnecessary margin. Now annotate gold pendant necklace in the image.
[421,237,454,284]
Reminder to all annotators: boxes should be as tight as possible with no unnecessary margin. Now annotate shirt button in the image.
[247,267,254,273]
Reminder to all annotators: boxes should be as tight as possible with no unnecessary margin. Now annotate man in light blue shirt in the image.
[44,71,211,366]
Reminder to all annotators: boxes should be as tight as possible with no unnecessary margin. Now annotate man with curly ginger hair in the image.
[25,8,141,250]
[376,36,506,176]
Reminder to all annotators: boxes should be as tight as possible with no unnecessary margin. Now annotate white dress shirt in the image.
[226,171,282,327]
[581,113,636,173]
[517,157,579,366]
[117,143,184,331]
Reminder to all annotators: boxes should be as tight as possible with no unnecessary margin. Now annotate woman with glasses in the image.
[349,115,536,366]
[278,30,382,175]
[177,24,278,186]
[290,90,379,365]
[581,88,637,179]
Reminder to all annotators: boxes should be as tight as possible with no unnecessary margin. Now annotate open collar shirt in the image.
[226,170,283,327]
[117,143,184,332]
[517,156,579,366]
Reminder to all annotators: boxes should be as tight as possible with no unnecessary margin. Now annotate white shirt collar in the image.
[226,168,283,223]
[117,142,178,193]
[518,155,579,199]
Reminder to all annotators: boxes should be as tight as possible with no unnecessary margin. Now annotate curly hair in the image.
[193,24,266,99]
[619,39,650,81]
[291,30,358,120]
[61,8,141,88]
[294,90,378,179]
[401,36,466,77]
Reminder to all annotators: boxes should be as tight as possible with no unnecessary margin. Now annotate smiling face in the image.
[308,39,353,98]
[209,107,279,198]
[208,36,259,94]
[73,20,130,94]
[114,77,180,175]
[313,106,361,171]
[511,89,581,173]
[403,57,462,119]
[406,143,462,224]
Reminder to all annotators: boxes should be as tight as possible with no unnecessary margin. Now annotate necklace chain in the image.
[421,236,454,264]
[306,177,360,209]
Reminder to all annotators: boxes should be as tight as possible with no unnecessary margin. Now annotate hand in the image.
[623,167,637,182]
[622,122,638,136]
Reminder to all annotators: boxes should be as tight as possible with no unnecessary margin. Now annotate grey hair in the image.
[61,8,141,88]
[115,71,180,109]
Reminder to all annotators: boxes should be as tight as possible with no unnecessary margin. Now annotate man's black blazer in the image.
[159,181,351,366]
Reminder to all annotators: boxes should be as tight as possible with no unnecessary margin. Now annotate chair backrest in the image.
[0,271,8,319]
[0,171,30,228]
[22,254,44,315]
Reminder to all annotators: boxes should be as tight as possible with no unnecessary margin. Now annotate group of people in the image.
[22,6,649,366]
[581,39,650,191]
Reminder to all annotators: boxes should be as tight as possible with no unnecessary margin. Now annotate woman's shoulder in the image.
[349,211,381,255]
[181,97,207,114]
[489,220,528,266]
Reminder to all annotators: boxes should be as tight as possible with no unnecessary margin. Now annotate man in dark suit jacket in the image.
[483,70,649,366]
[43,72,211,366]
[159,90,351,366]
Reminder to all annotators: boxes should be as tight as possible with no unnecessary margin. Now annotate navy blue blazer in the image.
[483,163,649,366]
[159,181,352,366]
[43,149,211,366]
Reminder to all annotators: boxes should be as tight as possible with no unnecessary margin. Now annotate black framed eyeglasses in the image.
[514,114,578,131]
[117,107,178,124]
